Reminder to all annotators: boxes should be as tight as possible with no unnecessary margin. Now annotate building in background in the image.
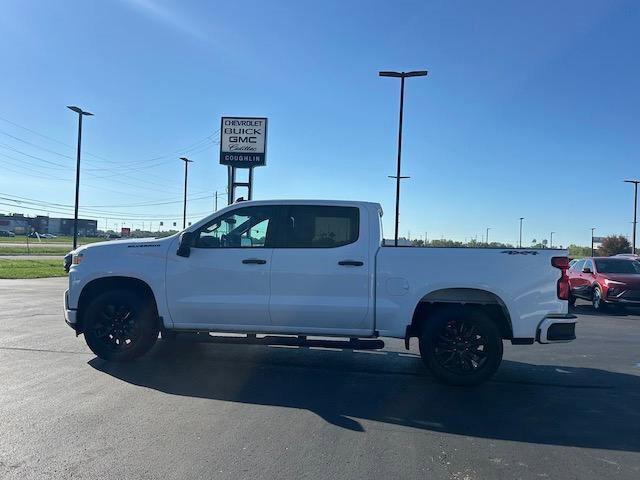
[0,213,97,236]
[0,214,30,234]
[48,218,97,236]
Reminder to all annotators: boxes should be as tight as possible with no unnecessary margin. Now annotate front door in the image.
[268,205,373,335]
[166,205,281,330]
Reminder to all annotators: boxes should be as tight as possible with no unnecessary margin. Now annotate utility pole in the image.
[486,227,491,245]
[624,180,639,254]
[550,231,555,249]
[214,190,218,212]
[379,69,428,246]
[67,106,93,250]
[591,227,596,256]
[519,217,524,248]
[180,157,193,229]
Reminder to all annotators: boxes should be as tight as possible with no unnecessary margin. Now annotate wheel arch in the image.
[408,288,513,341]
[75,276,159,334]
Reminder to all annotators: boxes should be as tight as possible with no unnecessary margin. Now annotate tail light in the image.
[552,256,570,300]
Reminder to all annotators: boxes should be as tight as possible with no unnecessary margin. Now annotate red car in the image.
[567,257,640,310]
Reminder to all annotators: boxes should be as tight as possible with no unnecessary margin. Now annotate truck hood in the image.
[75,235,177,255]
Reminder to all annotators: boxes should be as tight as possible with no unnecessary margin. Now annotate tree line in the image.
[404,235,632,258]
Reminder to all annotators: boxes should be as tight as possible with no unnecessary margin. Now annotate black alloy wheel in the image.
[419,307,503,385]
[433,318,489,374]
[84,289,158,361]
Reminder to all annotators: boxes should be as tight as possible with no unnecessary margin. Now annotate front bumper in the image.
[536,314,577,343]
[63,289,77,329]
[604,297,640,306]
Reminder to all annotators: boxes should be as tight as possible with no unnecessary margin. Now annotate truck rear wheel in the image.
[83,289,159,362]
[419,307,503,386]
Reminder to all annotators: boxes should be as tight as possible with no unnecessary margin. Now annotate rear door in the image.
[268,205,373,335]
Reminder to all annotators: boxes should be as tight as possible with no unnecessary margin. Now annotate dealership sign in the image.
[219,117,267,167]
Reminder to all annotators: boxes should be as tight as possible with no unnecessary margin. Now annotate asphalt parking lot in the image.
[1,278,639,480]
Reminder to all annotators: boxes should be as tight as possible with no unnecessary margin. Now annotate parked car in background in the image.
[0,230,15,237]
[567,257,640,310]
[615,253,639,259]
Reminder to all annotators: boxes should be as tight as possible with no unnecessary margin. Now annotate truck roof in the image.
[228,199,382,209]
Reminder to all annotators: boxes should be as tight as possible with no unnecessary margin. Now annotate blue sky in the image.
[1,0,639,246]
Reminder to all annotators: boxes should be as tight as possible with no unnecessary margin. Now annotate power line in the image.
[0,114,220,167]
[0,192,224,218]
[0,201,213,222]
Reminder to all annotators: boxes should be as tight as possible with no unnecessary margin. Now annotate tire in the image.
[83,289,159,361]
[592,285,607,312]
[419,307,503,386]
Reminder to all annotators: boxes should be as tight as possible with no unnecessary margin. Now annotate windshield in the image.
[594,259,640,274]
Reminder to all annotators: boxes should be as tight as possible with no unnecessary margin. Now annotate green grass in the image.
[0,259,67,279]
[0,245,69,255]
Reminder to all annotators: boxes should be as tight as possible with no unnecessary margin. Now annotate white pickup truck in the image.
[64,199,576,385]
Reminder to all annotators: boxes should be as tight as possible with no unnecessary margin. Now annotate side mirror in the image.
[177,231,194,258]
[582,267,592,274]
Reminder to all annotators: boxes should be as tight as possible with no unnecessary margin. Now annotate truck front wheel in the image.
[83,289,159,362]
[419,307,503,386]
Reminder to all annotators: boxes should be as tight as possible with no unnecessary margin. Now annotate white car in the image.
[64,199,575,385]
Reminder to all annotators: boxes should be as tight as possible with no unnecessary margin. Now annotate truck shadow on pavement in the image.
[89,340,640,452]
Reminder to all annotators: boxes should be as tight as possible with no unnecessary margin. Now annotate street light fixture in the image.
[624,180,639,254]
[180,157,193,229]
[67,106,93,250]
[379,69,428,246]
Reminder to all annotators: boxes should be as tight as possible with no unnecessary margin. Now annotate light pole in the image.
[591,227,596,256]
[519,217,524,248]
[550,231,555,249]
[180,157,193,229]
[486,227,491,245]
[379,69,428,246]
[67,106,93,250]
[624,180,639,254]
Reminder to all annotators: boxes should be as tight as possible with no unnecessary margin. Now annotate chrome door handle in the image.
[242,258,267,265]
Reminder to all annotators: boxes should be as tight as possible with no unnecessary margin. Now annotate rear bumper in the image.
[536,314,577,344]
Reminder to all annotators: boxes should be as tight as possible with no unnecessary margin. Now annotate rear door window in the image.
[280,206,359,248]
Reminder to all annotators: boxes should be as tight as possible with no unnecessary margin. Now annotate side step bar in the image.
[171,332,385,350]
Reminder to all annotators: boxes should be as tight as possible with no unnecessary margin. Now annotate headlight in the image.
[72,252,84,266]
[604,279,625,287]
[63,253,72,273]
[608,287,622,297]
